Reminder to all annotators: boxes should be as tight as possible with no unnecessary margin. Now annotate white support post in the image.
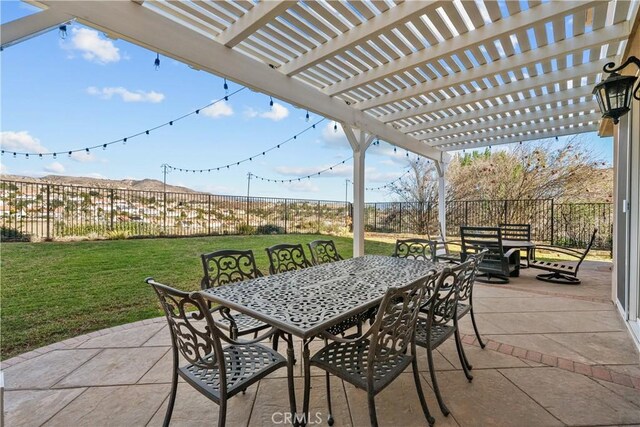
[343,125,375,257]
[436,161,447,239]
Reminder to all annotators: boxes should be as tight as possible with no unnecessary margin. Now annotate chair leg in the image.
[163,369,179,427]
[454,330,473,382]
[325,372,334,426]
[454,328,472,371]
[272,332,280,352]
[284,333,297,425]
[367,392,379,427]
[427,346,450,416]
[411,356,435,426]
[302,341,312,427]
[218,397,227,427]
[470,307,485,348]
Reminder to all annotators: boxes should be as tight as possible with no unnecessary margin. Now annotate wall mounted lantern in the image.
[592,56,640,124]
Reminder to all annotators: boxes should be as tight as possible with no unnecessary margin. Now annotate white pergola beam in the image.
[0,8,72,49]
[435,113,601,147]
[36,0,445,163]
[354,22,629,111]
[406,85,595,137]
[216,1,295,48]
[325,1,601,97]
[279,0,439,76]
[426,101,597,144]
[442,123,599,151]
[380,60,606,123]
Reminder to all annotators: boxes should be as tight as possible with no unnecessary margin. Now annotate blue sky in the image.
[0,1,612,202]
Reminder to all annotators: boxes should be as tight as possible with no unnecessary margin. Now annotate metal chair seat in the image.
[180,343,287,402]
[415,317,456,349]
[310,339,412,394]
[456,303,471,318]
[325,308,376,336]
[530,259,576,274]
[214,312,269,335]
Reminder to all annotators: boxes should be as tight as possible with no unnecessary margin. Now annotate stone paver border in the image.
[482,283,613,304]
[460,333,640,390]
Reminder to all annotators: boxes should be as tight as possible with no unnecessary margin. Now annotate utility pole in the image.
[246,172,252,226]
[345,179,351,228]
[161,164,169,234]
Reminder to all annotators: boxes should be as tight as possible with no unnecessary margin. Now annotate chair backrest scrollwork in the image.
[308,240,344,265]
[393,238,435,261]
[200,249,263,290]
[265,243,312,274]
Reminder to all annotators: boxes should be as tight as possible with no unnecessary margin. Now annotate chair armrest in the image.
[320,325,375,344]
[219,327,281,346]
[504,248,520,258]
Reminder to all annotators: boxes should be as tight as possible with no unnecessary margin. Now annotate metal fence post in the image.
[110,189,115,231]
[162,191,167,235]
[464,201,469,225]
[399,203,403,233]
[284,199,288,234]
[550,199,555,245]
[374,203,377,231]
[46,184,51,240]
[208,194,212,235]
[504,200,508,223]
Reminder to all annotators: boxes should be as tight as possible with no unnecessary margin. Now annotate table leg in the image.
[282,332,298,424]
[301,338,312,427]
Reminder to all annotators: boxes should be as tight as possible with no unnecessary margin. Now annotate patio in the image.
[3,260,639,427]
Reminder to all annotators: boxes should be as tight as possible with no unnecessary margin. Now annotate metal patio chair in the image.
[530,228,598,285]
[456,249,488,350]
[393,238,436,261]
[200,250,273,345]
[307,239,344,265]
[146,278,293,427]
[416,260,475,416]
[265,243,313,274]
[433,223,463,264]
[310,271,439,427]
[461,226,520,283]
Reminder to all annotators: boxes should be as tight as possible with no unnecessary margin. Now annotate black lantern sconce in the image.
[592,56,640,124]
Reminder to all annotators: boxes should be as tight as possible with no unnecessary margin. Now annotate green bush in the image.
[236,224,256,235]
[256,224,285,234]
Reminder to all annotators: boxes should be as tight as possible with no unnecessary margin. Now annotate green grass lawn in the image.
[0,234,395,359]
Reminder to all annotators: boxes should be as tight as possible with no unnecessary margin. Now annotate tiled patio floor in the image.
[3,261,639,426]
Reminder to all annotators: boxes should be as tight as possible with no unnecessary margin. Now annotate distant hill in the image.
[0,174,200,194]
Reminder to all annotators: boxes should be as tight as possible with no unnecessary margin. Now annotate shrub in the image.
[236,224,256,235]
[256,224,285,235]
[0,227,31,242]
[106,229,129,240]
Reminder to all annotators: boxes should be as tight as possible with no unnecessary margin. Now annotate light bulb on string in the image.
[223,78,229,95]
[58,25,67,39]
[269,97,274,109]
[305,111,310,122]
[333,122,338,133]
[154,53,160,70]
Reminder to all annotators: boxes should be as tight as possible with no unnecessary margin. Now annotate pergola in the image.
[1,0,637,255]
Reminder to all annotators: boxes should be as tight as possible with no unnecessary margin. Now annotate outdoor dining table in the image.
[200,254,442,425]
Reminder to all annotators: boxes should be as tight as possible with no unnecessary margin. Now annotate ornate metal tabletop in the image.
[201,255,440,339]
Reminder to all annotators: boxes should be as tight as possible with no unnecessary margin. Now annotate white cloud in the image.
[87,86,165,103]
[284,180,320,193]
[0,131,48,153]
[244,103,289,121]
[201,101,233,118]
[70,151,98,163]
[44,162,65,174]
[64,28,121,64]
[318,122,350,150]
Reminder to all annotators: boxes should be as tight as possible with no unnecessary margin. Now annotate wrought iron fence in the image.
[0,180,350,241]
[0,179,612,250]
[365,199,613,250]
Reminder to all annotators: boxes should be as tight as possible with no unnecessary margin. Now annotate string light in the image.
[58,25,67,39]
[167,118,326,173]
[154,53,160,70]
[269,96,274,108]
[365,169,411,191]
[305,111,310,122]
[2,86,247,159]
[252,156,352,183]
[333,122,338,133]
